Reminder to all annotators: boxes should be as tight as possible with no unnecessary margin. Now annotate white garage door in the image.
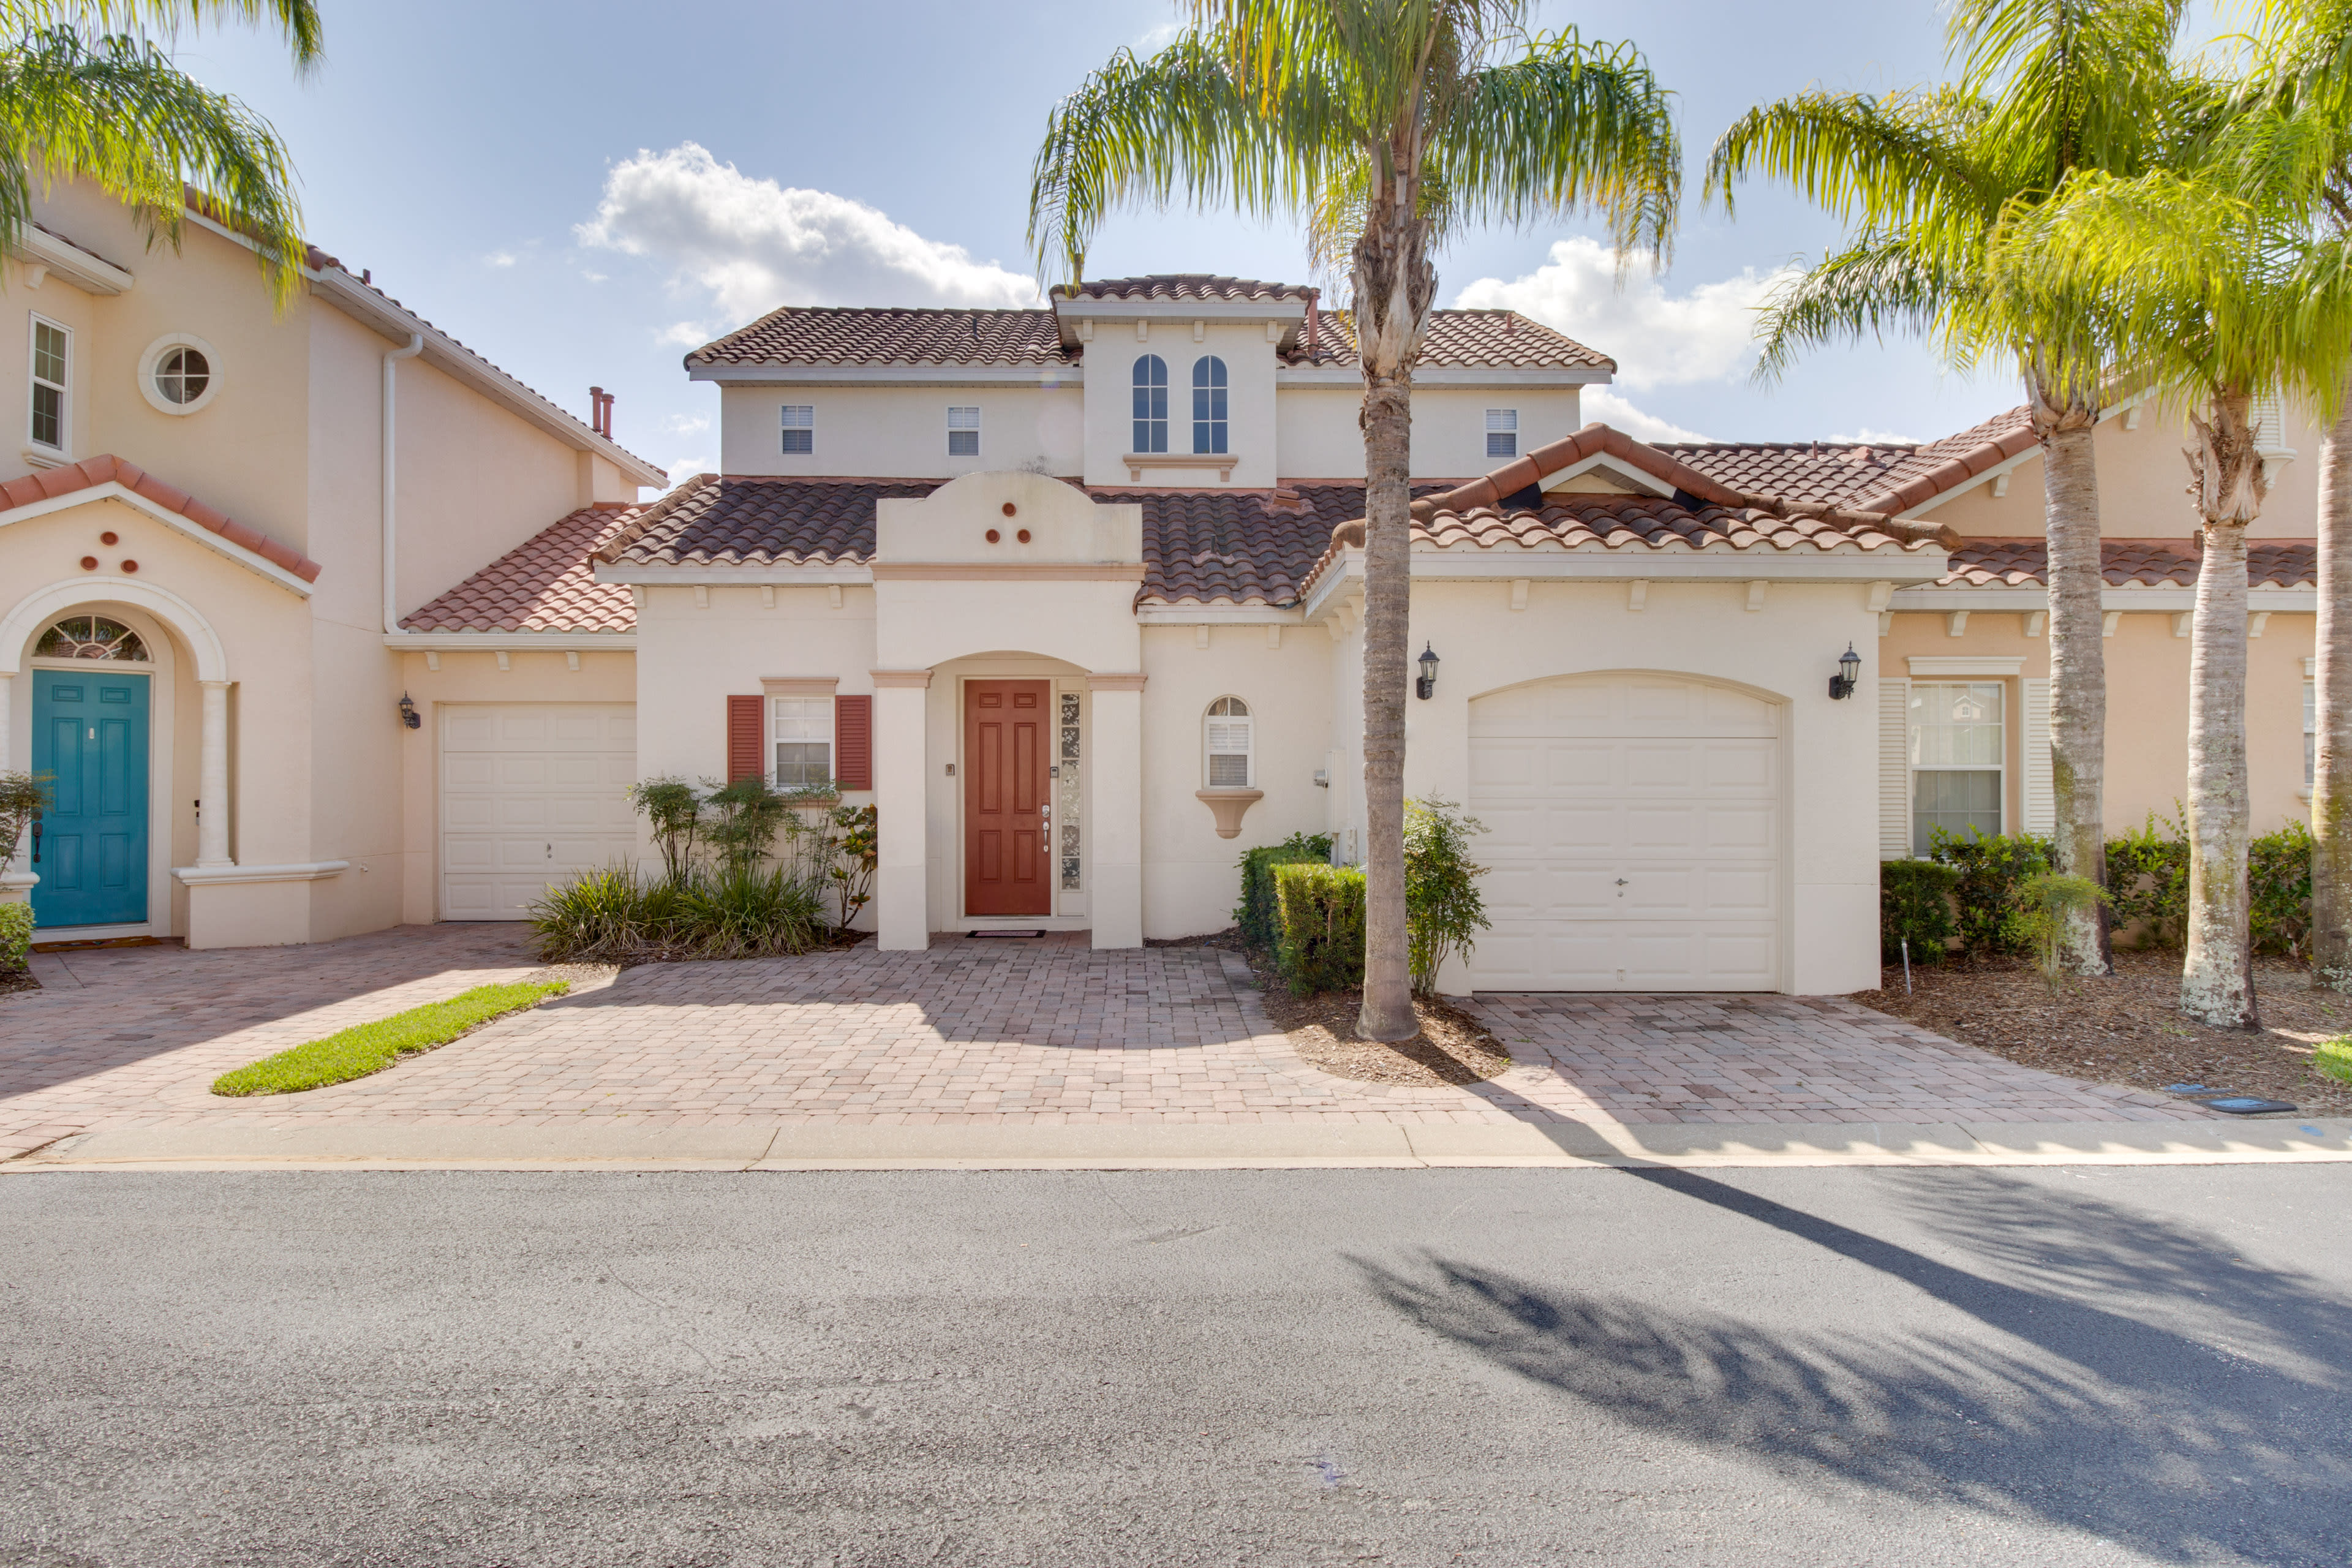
[441,704,638,921]
[1469,673,1781,991]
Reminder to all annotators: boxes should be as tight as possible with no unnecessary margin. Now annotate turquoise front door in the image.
[29,668,150,929]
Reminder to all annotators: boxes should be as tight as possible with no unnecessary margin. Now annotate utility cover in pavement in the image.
[2201,1096,2297,1115]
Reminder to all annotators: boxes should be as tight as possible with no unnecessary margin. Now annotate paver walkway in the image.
[0,927,2207,1157]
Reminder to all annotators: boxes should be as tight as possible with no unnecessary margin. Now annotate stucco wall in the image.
[1272,383,1586,481]
[719,383,1085,480]
[1082,322,1282,489]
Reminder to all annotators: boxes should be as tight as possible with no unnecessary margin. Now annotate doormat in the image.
[966,930,1047,939]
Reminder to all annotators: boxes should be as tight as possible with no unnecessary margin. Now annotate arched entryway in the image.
[1468,669,1787,991]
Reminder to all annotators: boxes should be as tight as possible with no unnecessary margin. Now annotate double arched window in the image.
[1132,355,1168,453]
[1191,356,1227,454]
[1204,697,1252,787]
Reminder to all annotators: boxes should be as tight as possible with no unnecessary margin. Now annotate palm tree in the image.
[1988,145,2352,1027]
[1,0,319,298]
[1708,0,2187,979]
[1027,0,1680,1039]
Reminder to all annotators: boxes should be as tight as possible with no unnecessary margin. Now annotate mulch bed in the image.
[1853,950,2352,1115]
[0,969,38,999]
[1151,927,1513,1088]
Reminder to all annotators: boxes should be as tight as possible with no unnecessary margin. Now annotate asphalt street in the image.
[0,1164,2345,1567]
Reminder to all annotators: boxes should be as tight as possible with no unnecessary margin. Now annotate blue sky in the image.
[178,0,2037,484]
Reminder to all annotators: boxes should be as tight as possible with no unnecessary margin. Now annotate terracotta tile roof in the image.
[1289,309,1615,372]
[1055,275,1311,302]
[687,309,1069,369]
[0,454,323,582]
[1659,407,2038,514]
[1940,537,2319,590]
[401,505,643,633]
[595,473,943,567]
[1118,483,1453,606]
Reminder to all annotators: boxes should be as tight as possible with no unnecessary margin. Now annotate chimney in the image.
[588,386,613,439]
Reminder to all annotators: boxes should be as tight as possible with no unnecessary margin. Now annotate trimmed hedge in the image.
[1880,860,1960,964]
[1273,861,1365,995]
[1234,832,1333,951]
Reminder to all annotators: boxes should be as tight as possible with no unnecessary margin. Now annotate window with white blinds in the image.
[29,317,67,451]
[773,697,833,788]
[947,405,980,457]
[780,404,814,454]
[1909,680,2004,852]
[1204,696,1252,787]
[1485,407,1517,458]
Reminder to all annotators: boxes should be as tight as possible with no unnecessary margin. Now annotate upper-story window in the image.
[138,333,222,416]
[29,315,68,451]
[1909,681,2003,853]
[780,404,815,454]
[947,405,980,458]
[1486,408,1518,459]
[1191,356,1228,454]
[1132,355,1168,453]
[1205,696,1252,787]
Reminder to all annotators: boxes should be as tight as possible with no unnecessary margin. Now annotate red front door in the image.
[963,679,1052,916]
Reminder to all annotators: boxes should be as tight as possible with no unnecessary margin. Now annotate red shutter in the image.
[835,694,873,791]
[727,695,764,783]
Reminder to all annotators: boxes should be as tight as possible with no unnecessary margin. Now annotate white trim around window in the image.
[1485,407,1518,459]
[947,404,981,458]
[1907,679,2005,854]
[780,404,815,455]
[137,333,223,416]
[28,312,69,454]
[1204,695,1253,787]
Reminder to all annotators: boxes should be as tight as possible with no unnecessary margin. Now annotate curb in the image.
[6,1118,2349,1172]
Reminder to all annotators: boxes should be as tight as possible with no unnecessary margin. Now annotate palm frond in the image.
[1,0,322,64]
[1705,88,2002,237]
[1749,236,1977,382]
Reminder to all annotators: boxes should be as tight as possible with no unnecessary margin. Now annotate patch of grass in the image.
[211,980,568,1097]
[2318,1038,2352,1087]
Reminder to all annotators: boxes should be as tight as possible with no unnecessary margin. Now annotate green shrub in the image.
[213,980,567,1095]
[0,769,50,875]
[1234,831,1333,951]
[1403,798,1489,995]
[824,804,878,929]
[628,777,702,880]
[2106,810,2190,948]
[2016,872,2111,989]
[2250,818,2315,958]
[701,776,795,872]
[1929,827,2052,954]
[0,901,32,974]
[1273,862,1365,995]
[2317,1038,2352,1086]
[1880,859,1959,964]
[528,862,827,963]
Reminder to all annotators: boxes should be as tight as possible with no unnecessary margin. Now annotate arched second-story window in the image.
[1204,696,1252,787]
[1191,355,1228,454]
[1132,355,1168,453]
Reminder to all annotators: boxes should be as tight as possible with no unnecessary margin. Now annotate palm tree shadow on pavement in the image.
[1354,1167,2351,1562]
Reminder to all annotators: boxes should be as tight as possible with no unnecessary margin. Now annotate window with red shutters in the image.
[726,694,764,783]
[834,695,873,791]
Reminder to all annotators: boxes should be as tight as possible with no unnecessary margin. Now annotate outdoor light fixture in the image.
[1828,644,1862,701]
[398,692,420,730]
[1416,643,1440,700]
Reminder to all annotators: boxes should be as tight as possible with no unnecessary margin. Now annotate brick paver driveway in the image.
[0,926,2204,1155]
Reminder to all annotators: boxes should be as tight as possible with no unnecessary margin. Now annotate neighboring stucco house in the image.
[3,234,2324,997]
[0,183,663,949]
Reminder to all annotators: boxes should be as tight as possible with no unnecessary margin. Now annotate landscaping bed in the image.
[1852,951,2352,1115]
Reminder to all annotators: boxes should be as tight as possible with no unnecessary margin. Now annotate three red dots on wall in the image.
[80,530,137,573]
[983,500,1031,546]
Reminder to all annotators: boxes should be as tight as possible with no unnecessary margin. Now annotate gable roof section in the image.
[595,474,944,566]
[1658,407,2038,516]
[1290,309,1615,372]
[400,503,643,633]
[0,454,322,587]
[687,309,1070,369]
[1942,537,2316,590]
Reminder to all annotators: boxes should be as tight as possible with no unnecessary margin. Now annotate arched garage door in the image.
[1469,673,1782,991]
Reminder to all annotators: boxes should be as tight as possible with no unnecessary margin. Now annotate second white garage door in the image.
[441,704,638,921]
[1469,673,1782,991]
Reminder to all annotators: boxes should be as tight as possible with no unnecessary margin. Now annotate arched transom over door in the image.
[1469,673,1782,992]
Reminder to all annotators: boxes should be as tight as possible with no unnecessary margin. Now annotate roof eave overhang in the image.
[1890,583,2317,611]
[1276,365,1613,387]
[1134,603,1306,624]
[592,562,875,585]
[10,227,133,294]
[1,484,314,595]
[690,364,1082,385]
[1300,545,1949,619]
[384,631,638,649]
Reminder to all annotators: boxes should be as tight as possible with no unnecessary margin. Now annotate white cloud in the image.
[577,143,1040,324]
[1830,426,1924,446]
[666,455,710,486]
[1452,238,1799,391]
[659,412,710,437]
[1136,19,1184,49]
[658,321,713,349]
[1581,388,1708,444]
[484,250,518,268]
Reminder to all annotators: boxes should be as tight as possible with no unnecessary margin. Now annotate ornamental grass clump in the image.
[2016,873,2111,991]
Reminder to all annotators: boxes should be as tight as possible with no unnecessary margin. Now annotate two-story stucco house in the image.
[0,183,664,949]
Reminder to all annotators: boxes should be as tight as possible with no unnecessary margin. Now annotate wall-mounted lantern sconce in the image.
[398,692,421,730]
[1828,644,1861,701]
[1415,643,1440,700]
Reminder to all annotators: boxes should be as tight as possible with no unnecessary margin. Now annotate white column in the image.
[197,679,232,868]
[0,669,12,777]
[872,671,930,951]
[1088,673,1144,949]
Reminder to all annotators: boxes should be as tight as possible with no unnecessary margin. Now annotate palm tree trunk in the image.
[1352,169,1434,1044]
[2032,385,2113,975]
[2313,385,2352,991]
[2181,394,2264,1029]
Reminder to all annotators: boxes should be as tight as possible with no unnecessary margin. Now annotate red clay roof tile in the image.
[1941,537,2317,589]
[401,505,642,633]
[0,454,323,582]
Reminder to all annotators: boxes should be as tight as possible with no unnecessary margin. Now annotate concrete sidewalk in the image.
[12,1114,2349,1172]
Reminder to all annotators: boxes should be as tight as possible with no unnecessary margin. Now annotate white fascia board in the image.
[592,562,874,586]
[179,211,665,489]
[383,631,638,651]
[1888,584,2318,612]
[1538,451,1676,497]
[1134,603,1306,625]
[1302,547,1946,617]
[1276,365,1613,388]
[692,364,1083,387]
[0,487,312,595]
[11,227,133,294]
